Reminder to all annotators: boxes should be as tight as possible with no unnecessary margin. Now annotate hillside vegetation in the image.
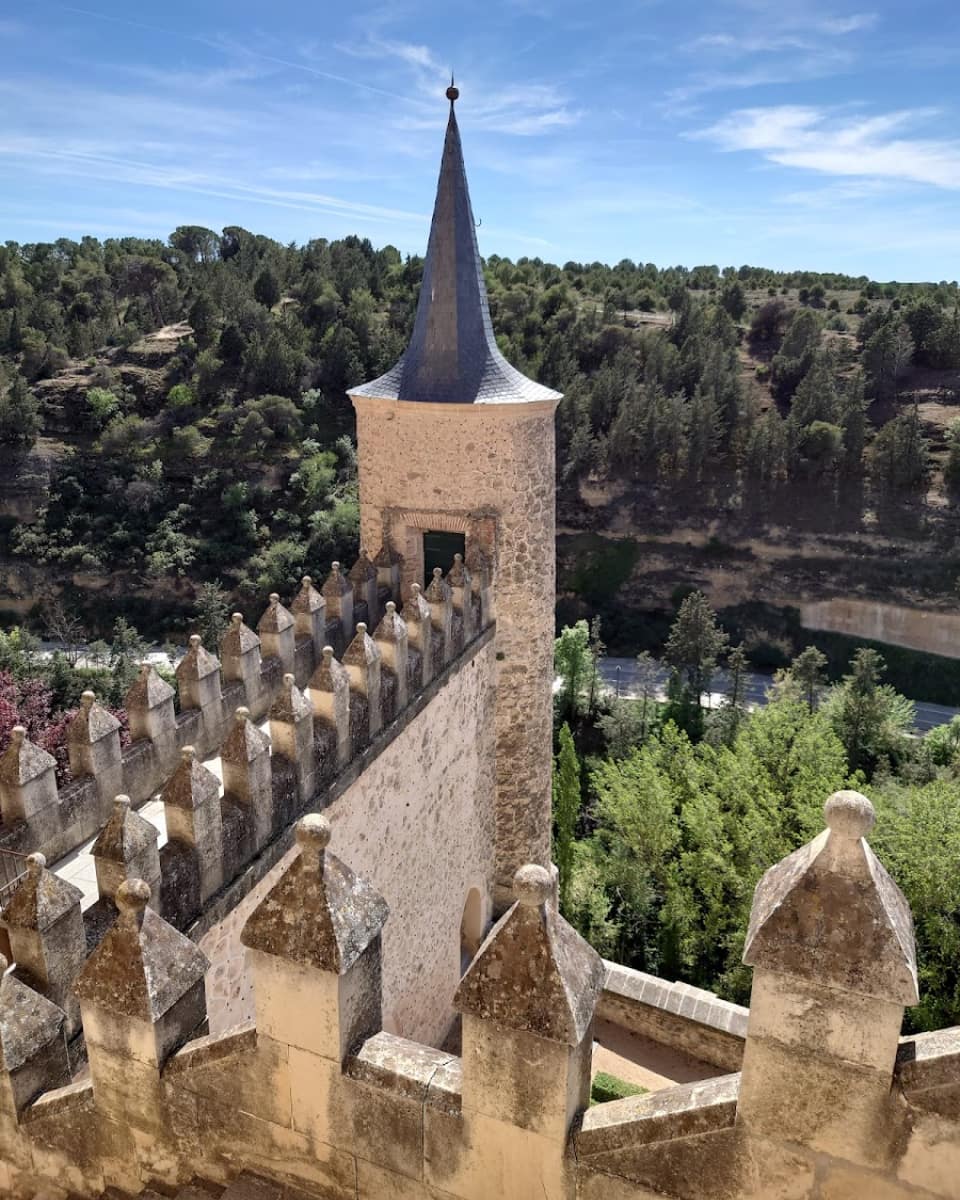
[1,227,959,642]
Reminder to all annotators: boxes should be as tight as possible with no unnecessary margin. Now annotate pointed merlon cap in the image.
[310,646,349,694]
[446,552,470,588]
[75,879,208,1021]
[91,795,159,863]
[125,663,175,713]
[343,622,380,667]
[425,567,452,603]
[348,547,378,585]
[161,746,221,811]
[69,692,121,745]
[743,790,919,1005]
[373,543,402,568]
[221,707,271,765]
[402,582,431,623]
[241,814,388,973]
[0,726,56,787]
[455,864,605,1045]
[221,612,260,656]
[258,593,295,636]
[349,88,561,407]
[176,635,220,680]
[374,602,407,645]
[321,562,352,600]
[269,673,313,724]
[0,953,66,1074]
[2,853,82,931]
[291,575,324,616]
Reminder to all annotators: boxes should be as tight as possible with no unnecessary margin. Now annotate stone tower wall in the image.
[352,396,558,901]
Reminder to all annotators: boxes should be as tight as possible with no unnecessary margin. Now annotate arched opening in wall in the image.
[460,887,484,974]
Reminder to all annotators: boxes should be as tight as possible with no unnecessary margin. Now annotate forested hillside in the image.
[1,226,959,643]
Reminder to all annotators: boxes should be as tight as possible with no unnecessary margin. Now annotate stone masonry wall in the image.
[199,636,497,1048]
[353,396,557,903]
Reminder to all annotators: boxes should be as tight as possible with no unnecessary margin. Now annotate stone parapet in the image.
[599,961,747,1073]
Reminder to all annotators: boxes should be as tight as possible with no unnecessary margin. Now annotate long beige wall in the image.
[352,396,557,903]
[801,598,960,660]
[199,638,497,1049]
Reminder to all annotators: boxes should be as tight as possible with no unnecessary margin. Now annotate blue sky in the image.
[2,0,959,279]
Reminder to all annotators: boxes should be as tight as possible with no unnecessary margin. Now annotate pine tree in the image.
[195,580,231,651]
[791,645,828,711]
[664,591,729,710]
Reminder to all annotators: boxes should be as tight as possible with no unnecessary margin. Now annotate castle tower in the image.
[349,84,561,906]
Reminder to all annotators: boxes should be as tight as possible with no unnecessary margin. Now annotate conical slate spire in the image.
[351,90,560,407]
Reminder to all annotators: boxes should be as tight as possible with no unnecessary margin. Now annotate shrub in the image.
[590,1072,648,1104]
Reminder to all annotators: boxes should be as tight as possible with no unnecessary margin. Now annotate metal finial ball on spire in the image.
[446,72,459,102]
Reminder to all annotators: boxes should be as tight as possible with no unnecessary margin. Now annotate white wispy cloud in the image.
[0,136,429,227]
[692,105,960,190]
[666,47,855,106]
[815,12,878,34]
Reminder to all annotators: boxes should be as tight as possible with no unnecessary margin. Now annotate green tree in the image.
[109,617,147,698]
[85,387,121,432]
[664,591,729,712]
[790,645,828,711]
[925,716,960,767]
[870,406,930,492]
[553,723,581,912]
[872,778,960,1031]
[709,642,749,745]
[253,266,281,309]
[194,580,231,650]
[771,309,820,400]
[0,372,40,449]
[864,321,914,400]
[554,621,596,722]
[822,649,914,776]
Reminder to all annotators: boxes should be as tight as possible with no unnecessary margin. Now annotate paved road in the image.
[597,658,959,734]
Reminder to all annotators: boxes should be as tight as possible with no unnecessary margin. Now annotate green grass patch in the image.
[590,1072,648,1105]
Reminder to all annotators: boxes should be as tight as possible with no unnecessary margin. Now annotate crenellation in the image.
[1,853,85,1040]
[221,708,273,854]
[0,727,57,830]
[401,582,433,688]
[220,613,263,717]
[125,663,175,741]
[308,645,351,770]
[258,594,296,677]
[447,553,475,647]
[0,954,70,1121]
[342,622,382,742]
[161,747,223,908]
[90,795,161,913]
[424,567,454,666]
[175,635,223,757]
[67,692,122,828]
[291,575,327,667]
[321,562,353,655]
[373,542,403,606]
[348,547,380,629]
[373,601,409,719]
[269,673,315,804]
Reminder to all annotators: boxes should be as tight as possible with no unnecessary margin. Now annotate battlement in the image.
[0,793,957,1200]
[0,544,491,872]
[0,545,497,1050]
